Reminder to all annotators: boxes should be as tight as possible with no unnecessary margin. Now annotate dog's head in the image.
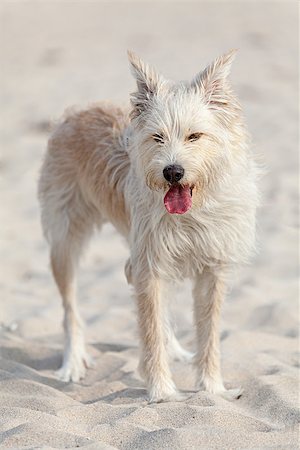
[128,50,245,214]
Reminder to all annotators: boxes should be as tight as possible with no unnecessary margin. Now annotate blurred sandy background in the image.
[0,1,299,449]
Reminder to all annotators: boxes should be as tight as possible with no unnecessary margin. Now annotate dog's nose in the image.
[163,164,184,183]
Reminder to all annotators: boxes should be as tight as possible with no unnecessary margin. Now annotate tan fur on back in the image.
[40,103,131,238]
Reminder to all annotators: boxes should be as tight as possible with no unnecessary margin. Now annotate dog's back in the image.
[39,103,131,244]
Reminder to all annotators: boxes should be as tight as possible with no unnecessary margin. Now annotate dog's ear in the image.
[191,49,237,108]
[128,51,163,118]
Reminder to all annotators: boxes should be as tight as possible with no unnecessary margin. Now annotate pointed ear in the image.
[191,49,237,107]
[127,50,164,117]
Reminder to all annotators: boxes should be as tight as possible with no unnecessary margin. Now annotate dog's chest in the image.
[153,199,254,278]
[129,181,256,278]
[155,214,224,278]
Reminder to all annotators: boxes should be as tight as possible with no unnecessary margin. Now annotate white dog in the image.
[38,50,258,402]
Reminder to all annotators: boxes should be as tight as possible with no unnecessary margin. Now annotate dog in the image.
[38,50,258,403]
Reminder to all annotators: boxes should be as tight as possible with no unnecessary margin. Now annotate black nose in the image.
[163,164,184,183]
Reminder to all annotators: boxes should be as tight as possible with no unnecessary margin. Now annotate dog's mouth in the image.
[164,184,194,215]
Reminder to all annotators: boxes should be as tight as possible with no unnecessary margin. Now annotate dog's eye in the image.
[152,133,164,144]
[187,132,203,142]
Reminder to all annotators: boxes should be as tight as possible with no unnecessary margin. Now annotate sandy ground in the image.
[0,1,299,449]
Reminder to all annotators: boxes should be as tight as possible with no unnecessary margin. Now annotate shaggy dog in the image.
[38,50,258,402]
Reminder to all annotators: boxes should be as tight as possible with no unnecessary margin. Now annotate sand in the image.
[0,1,299,449]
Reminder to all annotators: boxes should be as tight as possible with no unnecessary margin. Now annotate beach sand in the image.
[0,2,299,449]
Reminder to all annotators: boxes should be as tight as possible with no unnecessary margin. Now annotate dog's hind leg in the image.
[51,239,90,381]
[193,267,242,400]
[46,197,97,382]
[166,328,194,363]
[164,314,194,363]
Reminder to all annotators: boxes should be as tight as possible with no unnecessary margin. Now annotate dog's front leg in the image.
[133,272,181,403]
[193,268,242,400]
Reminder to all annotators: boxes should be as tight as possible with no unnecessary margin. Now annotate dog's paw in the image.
[218,387,243,401]
[148,379,190,403]
[168,336,194,363]
[149,388,190,403]
[173,348,195,363]
[56,351,94,383]
[197,376,243,401]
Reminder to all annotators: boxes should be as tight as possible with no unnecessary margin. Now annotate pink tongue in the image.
[164,185,192,214]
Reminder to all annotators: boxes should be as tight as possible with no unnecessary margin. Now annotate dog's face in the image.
[128,51,243,214]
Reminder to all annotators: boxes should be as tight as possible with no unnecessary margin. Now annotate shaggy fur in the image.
[38,50,258,402]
